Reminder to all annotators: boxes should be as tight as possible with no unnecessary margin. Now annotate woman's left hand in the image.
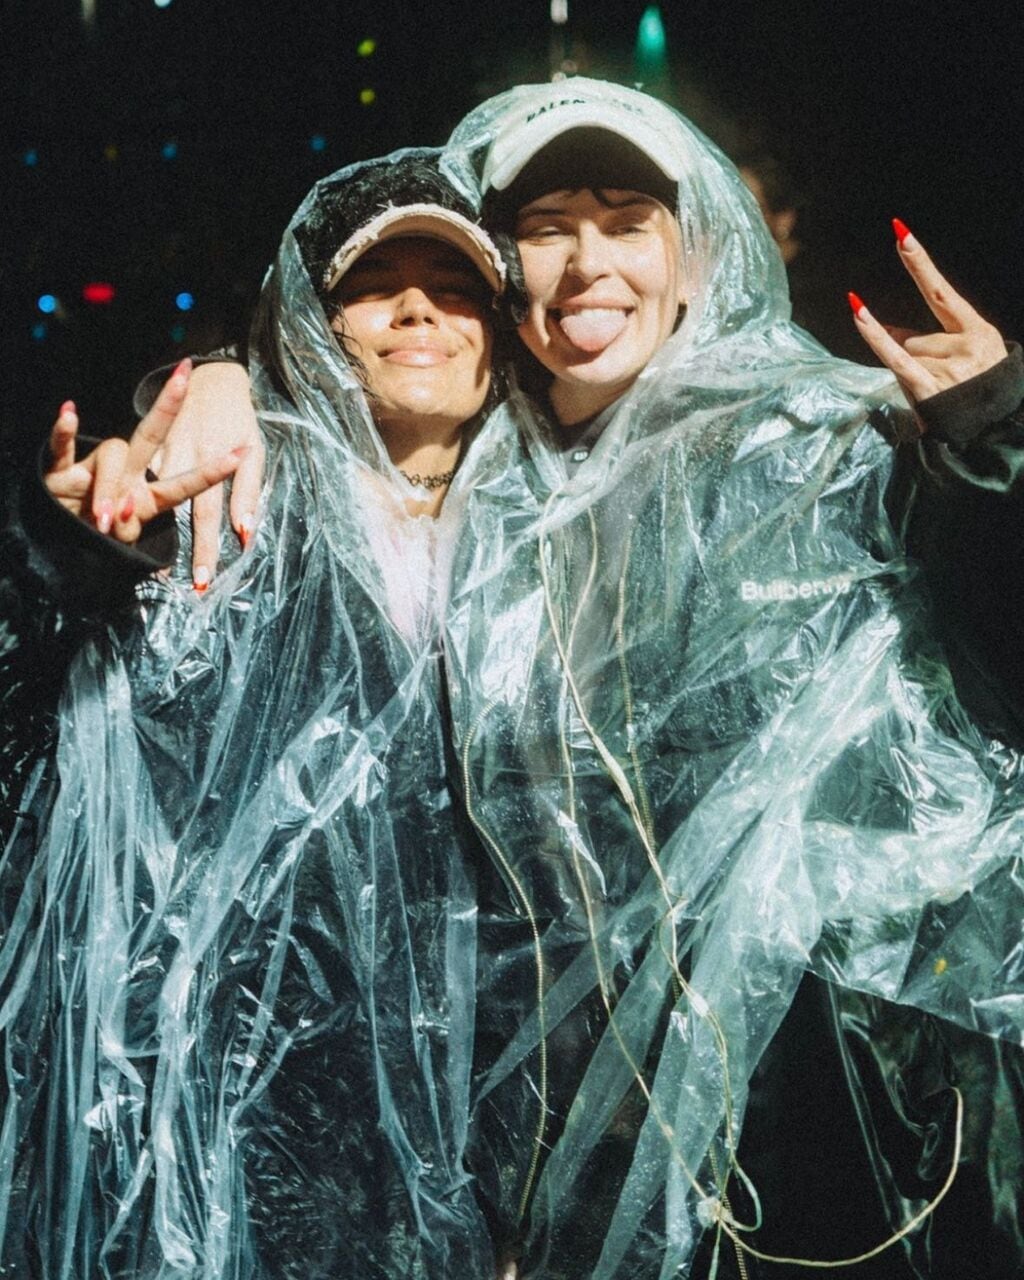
[849,219,1007,405]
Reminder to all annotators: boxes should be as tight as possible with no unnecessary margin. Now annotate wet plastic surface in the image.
[2,83,1023,1279]
[0,150,496,1279]
[444,80,1024,1279]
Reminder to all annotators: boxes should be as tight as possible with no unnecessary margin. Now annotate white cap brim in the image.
[324,204,506,295]
[483,94,682,194]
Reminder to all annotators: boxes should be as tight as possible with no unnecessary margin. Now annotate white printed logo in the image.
[740,573,854,604]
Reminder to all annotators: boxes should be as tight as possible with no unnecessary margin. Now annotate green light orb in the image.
[636,4,667,70]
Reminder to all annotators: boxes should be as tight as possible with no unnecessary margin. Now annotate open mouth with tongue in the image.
[553,306,631,354]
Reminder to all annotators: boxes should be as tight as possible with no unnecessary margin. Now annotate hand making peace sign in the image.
[44,359,247,577]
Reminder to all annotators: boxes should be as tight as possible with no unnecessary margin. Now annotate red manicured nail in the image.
[118,494,135,522]
[847,291,867,317]
[59,400,76,417]
[193,566,211,593]
[892,218,912,245]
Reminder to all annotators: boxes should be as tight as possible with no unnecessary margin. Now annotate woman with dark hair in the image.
[0,148,516,1279]
[441,78,1024,1279]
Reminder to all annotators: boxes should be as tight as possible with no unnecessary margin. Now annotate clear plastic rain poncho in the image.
[442,80,1024,1277]
[0,149,499,1279]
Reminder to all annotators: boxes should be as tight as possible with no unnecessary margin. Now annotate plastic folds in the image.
[444,80,1024,1278]
[0,151,494,1279]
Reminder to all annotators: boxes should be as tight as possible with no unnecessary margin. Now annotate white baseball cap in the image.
[482,83,683,197]
[324,203,507,295]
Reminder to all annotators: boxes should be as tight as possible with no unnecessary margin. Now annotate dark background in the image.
[3,0,1022,442]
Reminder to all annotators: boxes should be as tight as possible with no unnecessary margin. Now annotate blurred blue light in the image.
[154,0,173,8]
[24,149,38,167]
[162,140,178,160]
[37,294,57,314]
[170,323,186,343]
[31,322,47,341]
[175,291,194,312]
[310,134,327,152]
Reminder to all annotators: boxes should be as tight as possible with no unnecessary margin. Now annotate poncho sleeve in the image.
[895,342,1024,745]
[0,432,174,840]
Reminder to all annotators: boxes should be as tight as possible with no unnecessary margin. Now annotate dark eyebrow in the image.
[515,204,570,220]
[593,191,661,210]
[516,190,661,219]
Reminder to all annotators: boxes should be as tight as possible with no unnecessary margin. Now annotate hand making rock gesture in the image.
[849,219,1008,407]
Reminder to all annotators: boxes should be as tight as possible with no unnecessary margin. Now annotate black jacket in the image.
[0,432,174,845]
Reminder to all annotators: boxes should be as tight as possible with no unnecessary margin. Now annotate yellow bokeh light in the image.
[357,38,376,57]
[359,88,376,106]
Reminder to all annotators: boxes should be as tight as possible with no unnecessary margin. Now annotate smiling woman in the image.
[0,149,511,1280]
[331,237,494,495]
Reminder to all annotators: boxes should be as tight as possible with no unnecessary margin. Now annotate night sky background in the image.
[3,0,1022,444]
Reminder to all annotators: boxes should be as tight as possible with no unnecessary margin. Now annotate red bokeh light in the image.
[82,282,116,304]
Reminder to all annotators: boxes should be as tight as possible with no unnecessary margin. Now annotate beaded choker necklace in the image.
[399,468,456,491]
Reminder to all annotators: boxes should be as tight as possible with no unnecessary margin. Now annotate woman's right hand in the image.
[45,359,247,583]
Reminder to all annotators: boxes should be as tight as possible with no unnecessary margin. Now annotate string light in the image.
[82,283,116,304]
[357,38,376,56]
[310,134,326,152]
[175,292,194,311]
[37,294,58,315]
[359,88,376,106]
[161,140,178,160]
[23,149,38,167]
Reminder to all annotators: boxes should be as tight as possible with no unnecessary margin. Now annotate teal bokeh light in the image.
[635,5,667,73]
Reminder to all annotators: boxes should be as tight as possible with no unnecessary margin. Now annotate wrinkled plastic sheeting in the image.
[0,150,494,1279]
[831,982,1024,1277]
[444,79,1024,1279]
